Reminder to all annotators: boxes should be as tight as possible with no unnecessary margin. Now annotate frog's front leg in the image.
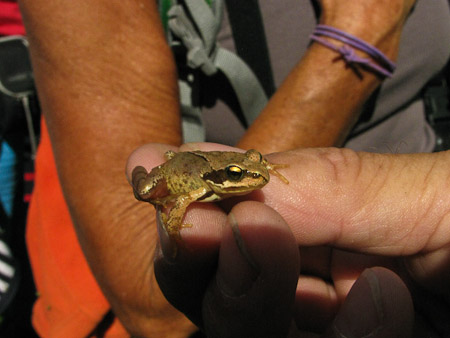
[164,150,177,161]
[265,161,290,184]
[164,186,209,239]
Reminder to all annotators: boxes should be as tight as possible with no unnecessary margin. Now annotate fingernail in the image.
[216,213,260,297]
[332,268,384,337]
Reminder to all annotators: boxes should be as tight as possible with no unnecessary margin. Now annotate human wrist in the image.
[317,21,401,62]
[318,0,415,60]
[310,25,396,78]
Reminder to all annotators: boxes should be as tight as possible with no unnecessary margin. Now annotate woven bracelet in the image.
[311,25,396,78]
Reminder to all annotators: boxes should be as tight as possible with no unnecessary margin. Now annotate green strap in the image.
[159,0,172,32]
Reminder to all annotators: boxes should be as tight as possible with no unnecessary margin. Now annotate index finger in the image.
[263,148,450,257]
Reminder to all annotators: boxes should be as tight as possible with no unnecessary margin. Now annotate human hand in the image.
[127,143,450,337]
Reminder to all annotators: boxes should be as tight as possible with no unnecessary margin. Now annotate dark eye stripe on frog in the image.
[203,169,232,184]
[203,168,261,184]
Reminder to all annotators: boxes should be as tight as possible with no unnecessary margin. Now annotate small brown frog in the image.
[132,149,288,239]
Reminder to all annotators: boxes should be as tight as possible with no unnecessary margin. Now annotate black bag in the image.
[0,35,39,152]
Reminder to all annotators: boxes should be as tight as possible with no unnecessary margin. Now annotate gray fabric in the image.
[347,0,450,152]
[168,0,269,141]
[184,0,222,52]
[214,47,268,125]
[203,0,450,153]
[179,80,205,143]
[168,3,218,75]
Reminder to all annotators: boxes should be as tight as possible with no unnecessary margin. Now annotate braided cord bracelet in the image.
[311,24,396,78]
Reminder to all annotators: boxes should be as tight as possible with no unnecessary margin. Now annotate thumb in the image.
[323,267,414,338]
[202,201,300,338]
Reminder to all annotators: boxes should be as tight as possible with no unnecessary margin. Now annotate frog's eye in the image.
[226,165,244,181]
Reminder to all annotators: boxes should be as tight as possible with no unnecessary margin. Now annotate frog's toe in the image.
[160,212,168,223]
[267,163,289,184]
[167,228,183,245]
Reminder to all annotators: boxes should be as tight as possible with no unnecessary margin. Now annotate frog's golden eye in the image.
[226,165,244,181]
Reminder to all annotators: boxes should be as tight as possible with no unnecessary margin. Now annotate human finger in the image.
[260,148,450,257]
[322,267,414,338]
[128,144,450,292]
[260,148,450,299]
[202,201,300,338]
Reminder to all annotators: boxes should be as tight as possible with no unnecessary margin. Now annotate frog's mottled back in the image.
[161,152,212,194]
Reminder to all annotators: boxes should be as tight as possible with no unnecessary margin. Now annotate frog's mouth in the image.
[213,185,260,193]
[197,188,250,202]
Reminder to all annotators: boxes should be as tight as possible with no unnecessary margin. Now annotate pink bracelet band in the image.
[311,25,396,78]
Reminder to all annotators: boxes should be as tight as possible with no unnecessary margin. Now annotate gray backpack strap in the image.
[167,0,216,142]
[213,48,267,125]
[167,0,268,142]
[178,80,205,142]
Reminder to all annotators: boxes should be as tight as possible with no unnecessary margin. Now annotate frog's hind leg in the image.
[132,166,168,201]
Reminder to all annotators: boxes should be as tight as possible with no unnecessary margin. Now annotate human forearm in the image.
[239,0,416,153]
[19,1,193,336]
[19,1,181,146]
[239,44,380,152]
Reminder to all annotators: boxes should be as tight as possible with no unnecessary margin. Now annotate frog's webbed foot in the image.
[266,162,289,184]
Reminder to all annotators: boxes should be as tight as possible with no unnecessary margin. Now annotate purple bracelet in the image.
[311,25,396,78]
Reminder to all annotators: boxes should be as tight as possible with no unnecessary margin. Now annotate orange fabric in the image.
[26,119,129,337]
